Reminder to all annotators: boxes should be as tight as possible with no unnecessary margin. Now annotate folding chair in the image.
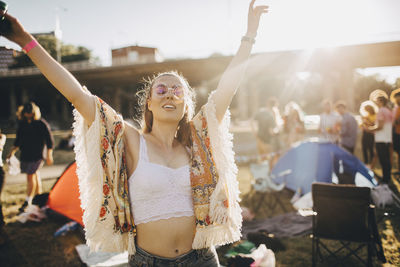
[249,162,288,217]
[311,182,386,267]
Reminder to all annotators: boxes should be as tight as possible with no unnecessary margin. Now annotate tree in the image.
[10,35,92,68]
[61,45,91,63]
[353,73,394,109]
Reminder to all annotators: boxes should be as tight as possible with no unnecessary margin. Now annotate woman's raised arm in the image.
[212,0,268,122]
[2,12,95,125]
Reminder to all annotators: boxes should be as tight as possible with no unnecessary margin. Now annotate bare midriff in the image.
[135,215,196,258]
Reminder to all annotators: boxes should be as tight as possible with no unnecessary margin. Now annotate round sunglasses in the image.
[153,83,184,99]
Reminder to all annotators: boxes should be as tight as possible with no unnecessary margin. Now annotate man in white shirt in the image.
[319,100,342,144]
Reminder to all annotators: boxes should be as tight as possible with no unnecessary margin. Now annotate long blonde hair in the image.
[16,102,41,121]
[138,71,196,147]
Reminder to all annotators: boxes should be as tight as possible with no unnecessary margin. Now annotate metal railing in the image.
[0,60,100,77]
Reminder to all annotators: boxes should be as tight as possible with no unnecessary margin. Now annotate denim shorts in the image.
[128,245,219,267]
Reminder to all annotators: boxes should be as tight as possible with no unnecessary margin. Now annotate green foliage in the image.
[37,35,58,59]
[10,34,92,68]
[61,45,91,63]
[353,74,394,108]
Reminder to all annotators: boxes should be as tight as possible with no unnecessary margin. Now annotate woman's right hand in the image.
[1,12,32,47]
[2,11,95,125]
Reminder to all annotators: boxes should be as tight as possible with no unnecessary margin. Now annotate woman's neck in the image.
[148,120,179,149]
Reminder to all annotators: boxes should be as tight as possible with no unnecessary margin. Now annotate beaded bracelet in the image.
[241,36,256,45]
[22,39,39,54]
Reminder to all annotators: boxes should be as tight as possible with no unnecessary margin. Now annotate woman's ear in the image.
[147,99,152,111]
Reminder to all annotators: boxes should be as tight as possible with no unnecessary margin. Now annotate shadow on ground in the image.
[0,217,86,267]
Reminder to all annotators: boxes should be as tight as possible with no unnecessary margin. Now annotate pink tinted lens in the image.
[155,84,168,95]
[173,86,183,97]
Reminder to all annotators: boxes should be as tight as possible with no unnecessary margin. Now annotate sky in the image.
[1,0,400,81]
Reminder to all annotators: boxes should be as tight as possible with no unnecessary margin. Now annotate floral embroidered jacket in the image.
[73,88,242,254]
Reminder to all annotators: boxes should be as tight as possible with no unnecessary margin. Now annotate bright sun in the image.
[255,0,380,51]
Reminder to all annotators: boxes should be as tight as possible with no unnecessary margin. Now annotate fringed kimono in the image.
[73,87,242,254]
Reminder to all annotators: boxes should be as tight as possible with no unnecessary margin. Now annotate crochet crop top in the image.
[128,135,194,225]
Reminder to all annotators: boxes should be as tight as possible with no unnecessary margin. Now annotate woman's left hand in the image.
[246,0,269,38]
[46,149,54,166]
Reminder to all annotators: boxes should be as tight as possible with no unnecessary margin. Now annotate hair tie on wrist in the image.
[22,39,39,54]
[241,36,256,45]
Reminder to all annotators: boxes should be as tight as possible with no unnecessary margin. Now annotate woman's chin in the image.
[156,114,184,124]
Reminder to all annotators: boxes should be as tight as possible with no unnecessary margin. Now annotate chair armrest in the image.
[298,208,316,217]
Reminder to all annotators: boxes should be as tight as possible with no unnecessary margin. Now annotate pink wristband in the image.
[22,39,38,53]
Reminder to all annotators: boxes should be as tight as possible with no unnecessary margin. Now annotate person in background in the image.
[335,101,358,154]
[252,97,282,169]
[57,133,75,150]
[369,90,393,184]
[7,102,54,213]
[282,101,305,147]
[390,88,400,172]
[319,99,341,144]
[0,129,6,244]
[270,98,284,163]
[359,101,378,168]
[252,97,277,160]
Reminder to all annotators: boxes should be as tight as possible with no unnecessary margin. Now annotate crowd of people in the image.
[251,98,306,171]
[252,98,305,155]
[252,89,400,185]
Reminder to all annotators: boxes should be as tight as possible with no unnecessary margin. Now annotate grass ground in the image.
[0,150,399,266]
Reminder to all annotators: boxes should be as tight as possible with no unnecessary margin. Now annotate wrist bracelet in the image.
[22,39,39,54]
[241,35,256,45]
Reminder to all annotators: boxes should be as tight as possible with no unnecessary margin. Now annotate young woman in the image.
[7,102,54,213]
[369,91,393,184]
[1,1,268,266]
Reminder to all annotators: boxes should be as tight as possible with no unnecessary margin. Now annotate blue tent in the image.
[272,139,377,194]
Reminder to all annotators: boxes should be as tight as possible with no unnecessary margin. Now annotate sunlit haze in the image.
[1,0,400,73]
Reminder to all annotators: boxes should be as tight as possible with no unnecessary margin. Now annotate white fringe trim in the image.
[73,92,135,254]
[192,225,241,249]
[192,91,242,248]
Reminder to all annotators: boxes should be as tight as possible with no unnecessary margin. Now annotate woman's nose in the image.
[165,91,174,99]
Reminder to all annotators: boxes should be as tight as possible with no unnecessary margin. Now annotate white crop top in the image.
[128,135,194,225]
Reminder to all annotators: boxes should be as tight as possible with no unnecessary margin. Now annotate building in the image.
[0,32,59,72]
[0,46,19,71]
[112,45,163,66]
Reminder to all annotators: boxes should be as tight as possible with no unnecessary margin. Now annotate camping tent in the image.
[272,140,377,194]
[47,162,84,225]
